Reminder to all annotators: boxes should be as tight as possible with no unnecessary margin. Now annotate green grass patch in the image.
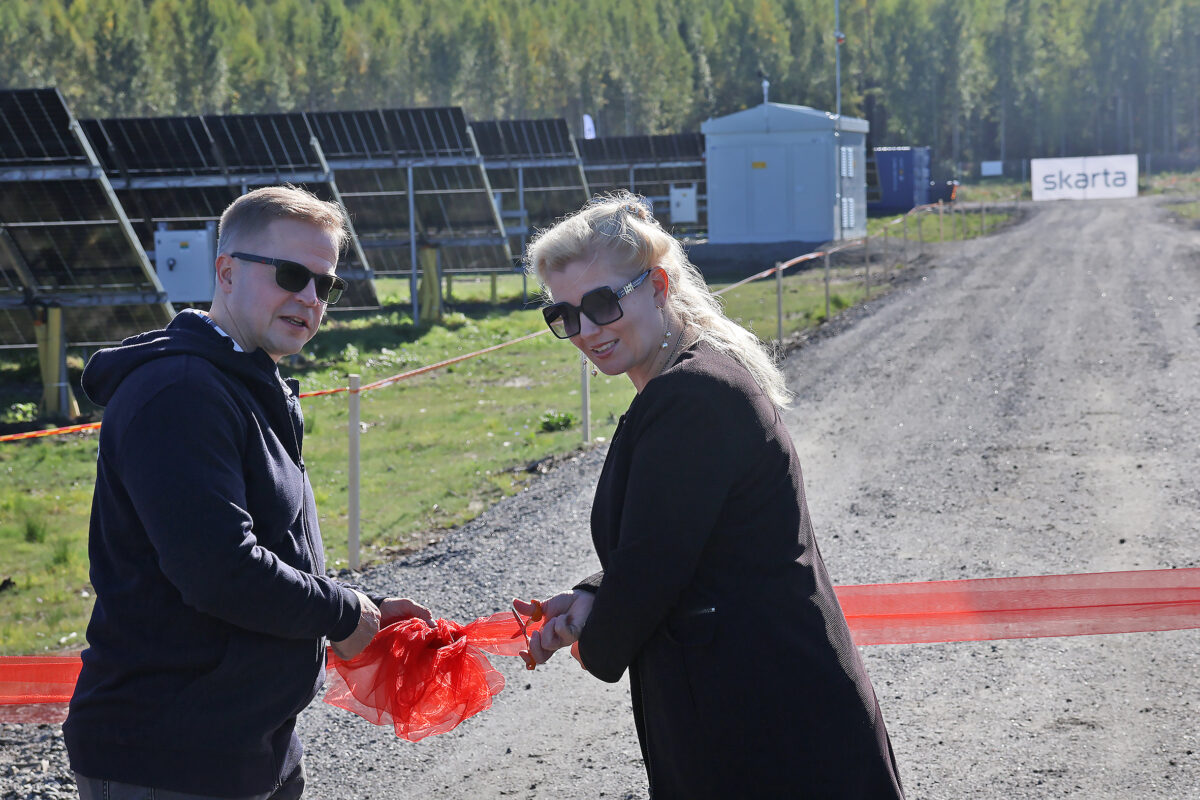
[0,440,100,653]
[1166,200,1200,221]
[375,272,536,308]
[956,178,1029,204]
[0,266,899,654]
[1145,169,1200,197]
[713,264,872,338]
[868,207,1012,242]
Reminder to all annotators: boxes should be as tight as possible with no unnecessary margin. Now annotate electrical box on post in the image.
[154,229,216,303]
[669,183,698,224]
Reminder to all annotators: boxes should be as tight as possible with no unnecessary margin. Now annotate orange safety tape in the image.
[356,329,548,394]
[0,422,102,443]
[1,568,1196,723]
[0,330,549,442]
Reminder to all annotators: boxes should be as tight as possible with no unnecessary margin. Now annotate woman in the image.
[516,192,904,799]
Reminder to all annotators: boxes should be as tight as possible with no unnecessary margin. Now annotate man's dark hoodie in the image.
[63,311,361,796]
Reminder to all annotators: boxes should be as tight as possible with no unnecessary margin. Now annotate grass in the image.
[0,219,1006,655]
[0,443,99,654]
[956,178,1028,204]
[714,263,872,340]
[1145,169,1200,197]
[868,205,1013,243]
[1166,200,1200,221]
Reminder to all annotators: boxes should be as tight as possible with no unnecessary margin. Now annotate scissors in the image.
[511,599,544,671]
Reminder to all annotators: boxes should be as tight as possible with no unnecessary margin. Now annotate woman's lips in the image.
[589,339,617,358]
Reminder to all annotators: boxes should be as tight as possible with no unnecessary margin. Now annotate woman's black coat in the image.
[575,342,904,799]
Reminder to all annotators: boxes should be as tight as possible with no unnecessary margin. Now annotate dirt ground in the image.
[3,195,1198,799]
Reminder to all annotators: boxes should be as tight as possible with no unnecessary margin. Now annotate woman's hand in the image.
[514,590,594,668]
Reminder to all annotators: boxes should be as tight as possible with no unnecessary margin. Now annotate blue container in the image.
[868,146,930,213]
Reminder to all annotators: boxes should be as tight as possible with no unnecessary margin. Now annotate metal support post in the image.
[34,304,79,421]
[69,120,173,320]
[348,374,361,571]
[407,166,419,325]
[824,252,831,321]
[864,235,871,297]
[775,263,784,342]
[581,358,592,444]
[939,201,944,241]
[883,228,891,285]
[310,136,373,284]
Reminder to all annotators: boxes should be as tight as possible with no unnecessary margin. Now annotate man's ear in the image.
[214,254,235,295]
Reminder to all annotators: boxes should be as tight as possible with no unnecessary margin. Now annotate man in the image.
[64,185,430,799]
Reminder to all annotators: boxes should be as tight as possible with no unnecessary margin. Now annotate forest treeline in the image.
[2,0,1198,175]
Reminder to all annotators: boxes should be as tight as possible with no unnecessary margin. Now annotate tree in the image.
[79,0,154,116]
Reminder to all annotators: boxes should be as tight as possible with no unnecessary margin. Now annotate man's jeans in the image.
[75,759,305,800]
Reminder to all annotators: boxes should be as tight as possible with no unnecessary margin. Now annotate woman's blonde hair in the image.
[525,191,792,408]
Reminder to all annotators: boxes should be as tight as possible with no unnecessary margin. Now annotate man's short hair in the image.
[217,185,350,258]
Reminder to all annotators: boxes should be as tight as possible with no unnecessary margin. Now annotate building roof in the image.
[700,102,869,135]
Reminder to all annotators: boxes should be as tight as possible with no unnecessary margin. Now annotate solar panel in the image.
[204,113,319,174]
[0,88,87,167]
[578,134,706,230]
[82,116,220,176]
[0,88,171,347]
[307,107,475,161]
[468,119,589,261]
[312,108,511,276]
[577,133,705,165]
[472,119,577,159]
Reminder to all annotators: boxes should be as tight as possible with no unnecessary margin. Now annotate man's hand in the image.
[514,590,594,667]
[330,590,380,661]
[379,597,434,628]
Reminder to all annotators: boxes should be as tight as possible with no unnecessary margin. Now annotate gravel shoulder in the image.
[4,195,1198,799]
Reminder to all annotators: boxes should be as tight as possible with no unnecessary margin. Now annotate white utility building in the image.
[701,103,868,245]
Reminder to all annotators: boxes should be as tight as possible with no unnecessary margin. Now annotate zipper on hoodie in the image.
[280,385,320,570]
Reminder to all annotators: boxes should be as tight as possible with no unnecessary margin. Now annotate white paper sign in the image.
[1031,155,1138,201]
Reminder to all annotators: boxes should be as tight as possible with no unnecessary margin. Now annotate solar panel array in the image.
[579,133,706,228]
[320,107,511,276]
[0,88,170,347]
[471,119,590,260]
[81,112,379,308]
[2,88,711,347]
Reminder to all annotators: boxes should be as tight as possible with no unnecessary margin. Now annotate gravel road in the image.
[3,195,1198,799]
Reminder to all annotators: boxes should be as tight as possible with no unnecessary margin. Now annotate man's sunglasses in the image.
[231,252,347,305]
[542,269,651,339]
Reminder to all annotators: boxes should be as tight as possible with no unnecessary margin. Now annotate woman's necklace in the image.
[653,321,689,380]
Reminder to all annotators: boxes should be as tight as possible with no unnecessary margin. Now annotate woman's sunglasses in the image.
[231,252,347,305]
[541,270,651,339]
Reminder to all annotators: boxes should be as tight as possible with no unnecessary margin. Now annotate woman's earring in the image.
[581,353,597,377]
[660,307,671,349]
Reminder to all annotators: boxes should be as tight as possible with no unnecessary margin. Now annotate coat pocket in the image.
[664,605,718,647]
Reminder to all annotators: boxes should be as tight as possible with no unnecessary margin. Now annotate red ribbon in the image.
[3,569,1197,725]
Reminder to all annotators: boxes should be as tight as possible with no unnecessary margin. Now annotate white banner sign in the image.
[1031,155,1138,201]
